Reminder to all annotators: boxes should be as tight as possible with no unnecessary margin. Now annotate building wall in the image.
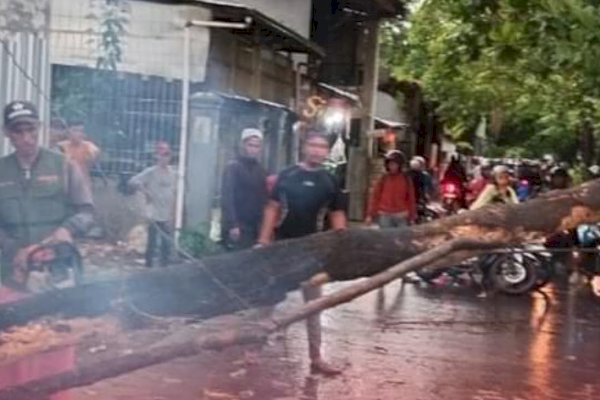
[0,33,50,129]
[229,0,312,38]
[0,0,50,155]
[205,30,295,106]
[50,0,211,82]
[311,0,361,87]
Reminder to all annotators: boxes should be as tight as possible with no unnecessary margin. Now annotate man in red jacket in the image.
[366,150,416,227]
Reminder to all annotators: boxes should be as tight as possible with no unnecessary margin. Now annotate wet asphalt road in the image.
[66,281,600,400]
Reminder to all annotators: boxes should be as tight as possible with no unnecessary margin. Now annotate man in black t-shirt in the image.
[257,130,347,375]
[258,130,346,243]
[271,165,345,239]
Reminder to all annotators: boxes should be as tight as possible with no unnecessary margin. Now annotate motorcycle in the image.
[545,224,600,280]
[439,181,465,215]
[416,201,441,224]
[417,247,550,295]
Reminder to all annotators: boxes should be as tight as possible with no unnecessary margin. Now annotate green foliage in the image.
[569,162,588,186]
[50,68,122,138]
[50,67,90,122]
[52,1,129,126]
[384,0,600,162]
[94,0,129,71]
[178,225,221,259]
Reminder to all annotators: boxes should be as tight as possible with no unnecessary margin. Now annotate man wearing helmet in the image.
[408,155,434,206]
[588,165,600,180]
[366,150,416,227]
[548,166,572,190]
[470,165,519,210]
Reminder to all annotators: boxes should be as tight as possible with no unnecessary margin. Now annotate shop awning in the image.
[375,117,407,129]
[317,82,361,104]
[192,0,325,57]
[340,0,406,19]
[315,84,409,129]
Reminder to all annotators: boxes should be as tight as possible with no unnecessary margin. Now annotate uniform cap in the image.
[241,128,263,142]
[3,101,39,128]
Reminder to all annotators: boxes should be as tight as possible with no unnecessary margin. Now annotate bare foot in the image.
[310,359,343,376]
[592,276,600,297]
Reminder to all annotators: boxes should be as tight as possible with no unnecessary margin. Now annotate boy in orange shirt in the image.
[58,121,100,183]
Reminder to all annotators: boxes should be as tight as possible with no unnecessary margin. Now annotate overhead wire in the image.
[120,182,253,311]
[0,39,50,102]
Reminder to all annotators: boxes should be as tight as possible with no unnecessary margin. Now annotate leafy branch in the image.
[92,0,129,71]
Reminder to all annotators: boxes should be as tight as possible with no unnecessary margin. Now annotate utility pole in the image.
[346,19,380,221]
[175,18,251,245]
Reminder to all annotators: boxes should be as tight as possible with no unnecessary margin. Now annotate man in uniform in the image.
[0,101,94,289]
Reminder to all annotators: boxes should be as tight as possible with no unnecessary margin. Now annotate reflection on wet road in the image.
[67,282,600,400]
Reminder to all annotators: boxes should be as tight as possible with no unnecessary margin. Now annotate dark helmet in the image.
[550,166,569,179]
[384,150,406,170]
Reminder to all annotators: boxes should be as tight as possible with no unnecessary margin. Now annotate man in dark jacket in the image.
[408,155,434,205]
[220,128,268,250]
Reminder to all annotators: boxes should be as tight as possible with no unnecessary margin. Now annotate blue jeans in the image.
[146,221,172,267]
[377,213,409,228]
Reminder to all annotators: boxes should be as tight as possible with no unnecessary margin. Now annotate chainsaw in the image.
[26,242,84,292]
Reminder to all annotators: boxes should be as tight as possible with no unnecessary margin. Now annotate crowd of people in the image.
[5,99,596,281]
[435,154,598,215]
[4,99,600,279]
[2,98,600,373]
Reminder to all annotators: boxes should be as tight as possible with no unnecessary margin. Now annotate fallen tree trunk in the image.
[1,181,600,330]
[0,238,503,400]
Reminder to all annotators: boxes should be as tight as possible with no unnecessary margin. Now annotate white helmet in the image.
[409,159,421,169]
[413,155,426,164]
[542,154,554,164]
[492,165,510,177]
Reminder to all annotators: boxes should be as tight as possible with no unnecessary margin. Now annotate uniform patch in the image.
[0,181,16,188]
[37,175,60,183]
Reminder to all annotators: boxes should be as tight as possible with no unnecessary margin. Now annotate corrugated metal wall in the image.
[0,32,51,155]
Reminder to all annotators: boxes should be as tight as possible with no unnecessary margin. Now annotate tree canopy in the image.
[382,0,600,161]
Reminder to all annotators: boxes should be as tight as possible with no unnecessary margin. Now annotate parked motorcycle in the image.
[416,201,441,224]
[417,247,551,295]
[545,224,600,280]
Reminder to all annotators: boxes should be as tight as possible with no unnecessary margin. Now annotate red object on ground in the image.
[0,286,29,304]
[0,286,74,400]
